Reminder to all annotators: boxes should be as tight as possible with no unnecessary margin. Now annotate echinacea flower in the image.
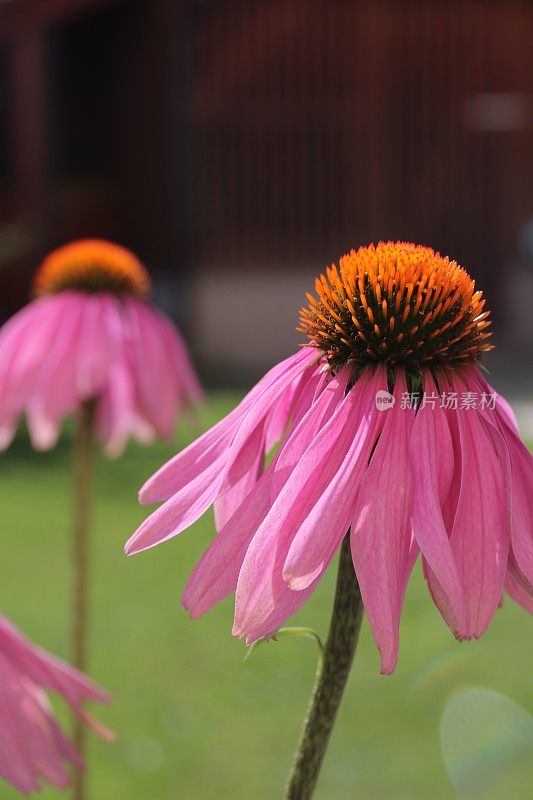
[126,241,533,674]
[0,614,112,795]
[0,239,203,455]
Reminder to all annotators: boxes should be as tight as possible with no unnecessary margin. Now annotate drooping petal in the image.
[213,432,265,532]
[448,398,510,639]
[139,347,317,504]
[125,298,184,440]
[506,438,533,588]
[0,296,67,441]
[263,365,316,450]
[482,402,533,590]
[233,368,380,642]
[26,294,87,450]
[410,371,464,631]
[185,369,347,617]
[183,467,276,617]
[95,341,140,457]
[125,455,226,554]
[0,616,112,795]
[151,303,205,406]
[75,295,122,400]
[283,367,386,590]
[271,366,350,495]
[350,371,416,674]
[214,365,324,530]
[221,348,320,490]
[505,571,533,614]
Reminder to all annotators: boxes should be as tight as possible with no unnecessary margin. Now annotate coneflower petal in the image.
[505,571,533,614]
[213,433,266,532]
[183,467,276,617]
[27,294,87,450]
[449,401,509,639]
[221,348,318,490]
[185,370,347,616]
[233,375,368,639]
[350,373,416,675]
[494,414,533,587]
[139,347,315,504]
[283,367,386,591]
[75,295,121,400]
[0,296,66,434]
[410,372,464,630]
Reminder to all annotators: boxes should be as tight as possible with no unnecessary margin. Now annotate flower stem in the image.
[285,535,363,800]
[72,401,94,800]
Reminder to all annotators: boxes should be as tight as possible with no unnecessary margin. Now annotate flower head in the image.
[0,615,112,794]
[33,239,151,298]
[126,242,532,674]
[0,239,203,454]
[299,241,492,372]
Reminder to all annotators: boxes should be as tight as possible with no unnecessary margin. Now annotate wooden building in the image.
[1,0,532,372]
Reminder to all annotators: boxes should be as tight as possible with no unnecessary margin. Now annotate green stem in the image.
[71,401,94,800]
[285,535,363,800]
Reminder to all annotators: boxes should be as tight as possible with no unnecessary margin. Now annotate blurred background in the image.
[0,1,532,799]
[1,0,533,383]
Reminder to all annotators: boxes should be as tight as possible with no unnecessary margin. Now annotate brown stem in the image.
[285,535,363,800]
[71,401,94,800]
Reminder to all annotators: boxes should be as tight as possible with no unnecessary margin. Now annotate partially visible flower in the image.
[0,614,112,795]
[0,239,203,455]
[126,242,533,673]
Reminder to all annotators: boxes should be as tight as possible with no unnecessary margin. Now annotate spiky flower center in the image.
[33,239,150,297]
[299,242,492,373]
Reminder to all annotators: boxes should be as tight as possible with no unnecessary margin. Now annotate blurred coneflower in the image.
[126,241,532,799]
[0,614,112,795]
[0,239,203,799]
[0,239,203,455]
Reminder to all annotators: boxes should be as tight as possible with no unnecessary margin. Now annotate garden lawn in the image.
[0,392,531,800]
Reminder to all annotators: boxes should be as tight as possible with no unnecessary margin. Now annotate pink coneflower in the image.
[126,242,532,798]
[0,614,112,795]
[0,239,202,799]
[0,239,203,455]
[127,241,531,668]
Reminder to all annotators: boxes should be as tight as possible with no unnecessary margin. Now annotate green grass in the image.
[0,393,531,800]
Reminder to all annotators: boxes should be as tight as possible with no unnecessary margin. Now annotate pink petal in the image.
[221,348,320,490]
[448,394,510,639]
[139,347,316,504]
[185,369,347,619]
[151,304,205,405]
[0,296,67,437]
[125,455,226,554]
[271,366,350,495]
[95,341,139,457]
[233,368,375,641]
[283,367,386,590]
[214,366,324,531]
[183,467,276,617]
[27,294,88,449]
[213,434,265,532]
[263,368,310,450]
[75,295,122,399]
[125,299,183,440]
[505,571,533,614]
[350,371,416,674]
[486,407,533,589]
[0,615,112,794]
[410,371,464,631]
